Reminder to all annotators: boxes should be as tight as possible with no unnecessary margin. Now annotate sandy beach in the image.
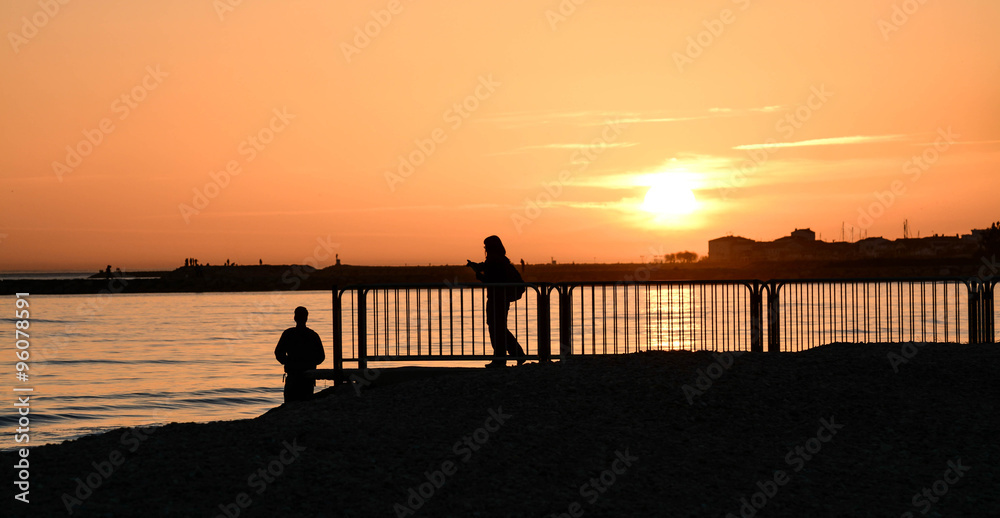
[4,342,998,517]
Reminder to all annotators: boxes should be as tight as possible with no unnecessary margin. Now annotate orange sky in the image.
[2,0,999,271]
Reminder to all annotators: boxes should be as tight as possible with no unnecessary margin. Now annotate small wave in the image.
[173,395,277,406]
[0,317,72,324]
[0,412,104,426]
[39,358,194,365]
[184,386,276,397]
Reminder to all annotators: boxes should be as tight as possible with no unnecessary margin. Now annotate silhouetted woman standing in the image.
[467,235,526,367]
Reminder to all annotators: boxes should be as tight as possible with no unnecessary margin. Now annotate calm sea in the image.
[2,290,497,448]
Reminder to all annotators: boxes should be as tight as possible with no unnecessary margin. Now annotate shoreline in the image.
[4,342,997,516]
[1,257,989,295]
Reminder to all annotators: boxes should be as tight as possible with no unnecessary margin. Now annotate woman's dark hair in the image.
[484,235,506,258]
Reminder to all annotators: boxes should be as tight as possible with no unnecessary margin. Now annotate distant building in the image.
[790,228,815,241]
[707,227,984,262]
[707,236,756,262]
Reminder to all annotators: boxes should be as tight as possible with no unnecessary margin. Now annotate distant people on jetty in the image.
[274,306,326,402]
[466,235,526,368]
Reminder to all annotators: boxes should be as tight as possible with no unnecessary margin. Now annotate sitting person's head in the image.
[294,306,308,325]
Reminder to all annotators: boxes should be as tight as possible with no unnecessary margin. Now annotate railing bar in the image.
[944,282,950,342]
[671,285,676,349]
[646,284,659,351]
[656,285,662,350]
[372,289,379,356]
[875,282,881,343]
[700,284,706,351]
[623,284,629,353]
[602,285,607,354]
[405,289,411,355]
[722,284,727,351]
[919,282,925,342]
[794,284,800,351]
[841,282,846,342]
[612,285,618,354]
[460,288,465,353]
[713,284,719,351]
[932,282,938,341]
[955,282,961,342]
[481,288,486,356]
[897,283,903,341]
[437,289,443,355]
[908,283,914,342]
[586,287,591,354]
[448,288,454,355]
[351,290,356,360]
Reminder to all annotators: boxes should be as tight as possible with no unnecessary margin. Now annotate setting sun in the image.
[640,172,700,217]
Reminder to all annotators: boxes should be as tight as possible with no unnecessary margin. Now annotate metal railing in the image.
[328,277,996,377]
[335,283,545,370]
[980,278,996,344]
[766,278,976,352]
[554,281,764,355]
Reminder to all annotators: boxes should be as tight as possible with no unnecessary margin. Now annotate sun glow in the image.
[639,171,700,217]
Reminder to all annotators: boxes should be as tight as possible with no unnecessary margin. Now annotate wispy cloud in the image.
[482,105,785,129]
[911,139,1000,146]
[547,199,640,212]
[479,110,630,128]
[610,115,704,125]
[163,204,510,219]
[733,134,911,150]
[709,105,785,114]
[500,142,639,154]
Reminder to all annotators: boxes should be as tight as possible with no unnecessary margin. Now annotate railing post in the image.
[558,286,573,358]
[332,286,343,384]
[357,288,367,371]
[750,282,764,353]
[767,282,781,353]
[986,281,996,344]
[537,286,551,362]
[968,281,981,345]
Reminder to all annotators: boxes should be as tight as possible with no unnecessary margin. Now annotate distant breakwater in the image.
[0,258,985,295]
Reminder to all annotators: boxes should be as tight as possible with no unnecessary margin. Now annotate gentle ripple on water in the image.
[2,291,338,448]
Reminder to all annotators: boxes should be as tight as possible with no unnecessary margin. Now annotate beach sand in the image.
[4,343,998,517]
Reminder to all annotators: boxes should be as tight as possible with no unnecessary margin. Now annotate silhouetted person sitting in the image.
[467,235,526,368]
[274,306,325,402]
